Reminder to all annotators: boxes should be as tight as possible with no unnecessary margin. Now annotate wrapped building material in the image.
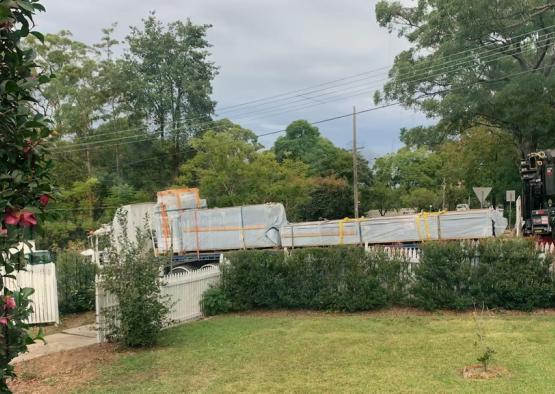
[281,209,508,247]
[112,203,156,250]
[361,209,507,244]
[157,188,205,210]
[280,219,362,248]
[153,203,287,255]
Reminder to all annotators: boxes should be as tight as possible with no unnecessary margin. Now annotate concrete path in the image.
[12,324,97,363]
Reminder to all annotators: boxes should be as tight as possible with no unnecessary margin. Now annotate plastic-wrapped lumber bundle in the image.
[280,209,508,247]
[157,188,206,211]
[153,203,287,255]
[111,203,156,251]
[360,209,507,243]
[280,219,362,247]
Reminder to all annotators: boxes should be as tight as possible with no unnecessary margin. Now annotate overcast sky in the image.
[38,0,430,159]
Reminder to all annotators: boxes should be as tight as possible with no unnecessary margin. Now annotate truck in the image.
[520,149,555,237]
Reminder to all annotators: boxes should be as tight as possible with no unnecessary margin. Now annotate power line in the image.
[104,62,555,170]
[60,24,555,144]
[52,34,555,153]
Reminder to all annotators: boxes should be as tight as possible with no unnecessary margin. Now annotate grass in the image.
[83,311,555,393]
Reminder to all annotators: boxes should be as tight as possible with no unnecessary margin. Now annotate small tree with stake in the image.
[0,0,54,391]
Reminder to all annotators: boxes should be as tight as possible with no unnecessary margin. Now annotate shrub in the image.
[412,241,475,310]
[413,239,554,311]
[368,248,412,306]
[204,240,555,316]
[472,238,553,311]
[56,251,98,314]
[101,213,170,348]
[215,247,408,312]
[201,286,231,316]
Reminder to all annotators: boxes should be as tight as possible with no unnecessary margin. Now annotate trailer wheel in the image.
[171,266,190,274]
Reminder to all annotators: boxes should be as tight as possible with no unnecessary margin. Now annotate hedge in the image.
[202,239,555,315]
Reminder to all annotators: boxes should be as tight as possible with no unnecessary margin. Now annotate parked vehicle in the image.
[456,204,469,212]
[90,188,508,269]
[521,149,555,238]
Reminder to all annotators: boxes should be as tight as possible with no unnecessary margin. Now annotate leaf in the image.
[20,287,35,298]
[33,327,46,343]
[30,31,44,43]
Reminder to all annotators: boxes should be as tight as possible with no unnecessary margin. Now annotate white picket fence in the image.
[367,241,555,270]
[4,263,60,324]
[96,264,221,343]
[538,242,555,255]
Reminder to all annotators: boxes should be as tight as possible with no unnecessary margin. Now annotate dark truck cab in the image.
[521,150,555,237]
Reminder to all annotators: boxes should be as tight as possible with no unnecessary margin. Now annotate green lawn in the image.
[86,311,555,393]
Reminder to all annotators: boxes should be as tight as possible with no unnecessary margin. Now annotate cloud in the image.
[39,0,431,155]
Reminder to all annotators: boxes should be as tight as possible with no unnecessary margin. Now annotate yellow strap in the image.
[415,213,424,241]
[416,211,447,241]
[339,218,347,244]
[423,212,431,240]
[338,217,366,244]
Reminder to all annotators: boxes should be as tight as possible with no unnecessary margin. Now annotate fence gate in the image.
[96,265,221,343]
[4,263,60,325]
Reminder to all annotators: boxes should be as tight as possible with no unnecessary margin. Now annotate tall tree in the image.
[29,31,106,177]
[177,122,311,219]
[273,120,372,218]
[368,148,442,212]
[375,0,555,154]
[438,126,521,208]
[124,14,217,143]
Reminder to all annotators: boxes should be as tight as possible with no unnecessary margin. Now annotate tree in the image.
[177,122,311,219]
[300,176,353,220]
[274,120,372,218]
[368,148,442,213]
[375,0,555,154]
[28,30,107,176]
[124,13,217,143]
[0,0,52,389]
[367,184,401,216]
[438,127,521,208]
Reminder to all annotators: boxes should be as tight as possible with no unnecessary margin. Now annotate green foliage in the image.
[177,123,312,219]
[56,251,97,314]
[300,176,353,220]
[0,0,52,389]
[473,307,496,372]
[375,0,555,154]
[477,347,496,372]
[214,247,410,312]
[24,15,219,249]
[273,120,373,219]
[437,127,521,209]
[206,239,554,316]
[413,239,554,311]
[473,238,553,311]
[124,13,217,142]
[369,127,521,212]
[201,286,231,316]
[101,213,170,348]
[412,241,475,310]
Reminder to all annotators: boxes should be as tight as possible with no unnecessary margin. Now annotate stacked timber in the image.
[280,209,508,247]
[153,196,287,255]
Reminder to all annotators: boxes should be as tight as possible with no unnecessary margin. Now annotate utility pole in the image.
[442,177,446,210]
[115,144,120,179]
[352,106,359,219]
